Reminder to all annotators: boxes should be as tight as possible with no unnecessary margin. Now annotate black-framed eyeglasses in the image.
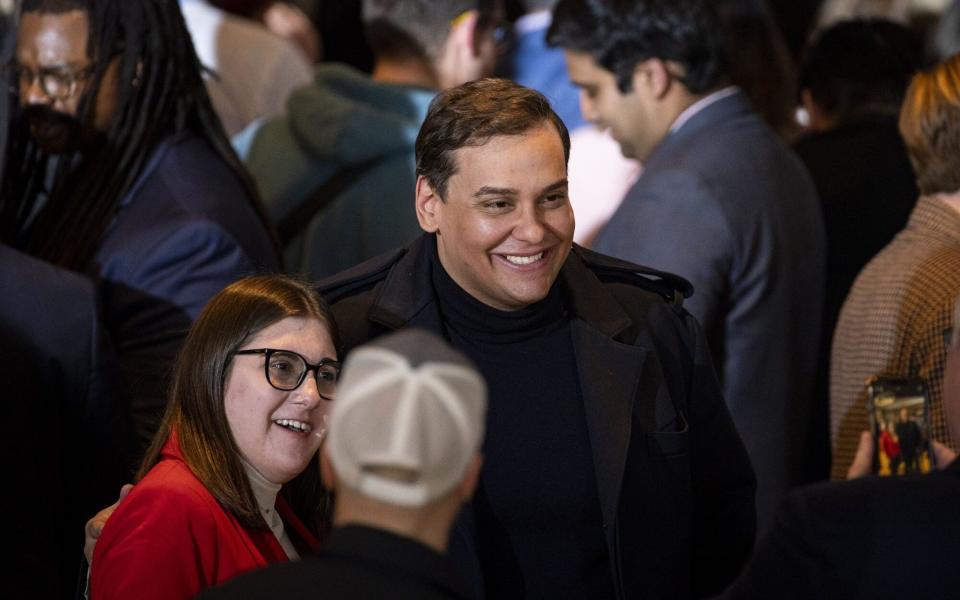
[3,62,95,101]
[234,348,339,400]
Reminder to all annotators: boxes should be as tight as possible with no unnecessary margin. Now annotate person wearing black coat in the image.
[318,231,756,599]
[0,244,126,598]
[308,78,757,599]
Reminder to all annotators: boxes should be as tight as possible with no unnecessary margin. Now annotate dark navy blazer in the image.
[91,133,280,447]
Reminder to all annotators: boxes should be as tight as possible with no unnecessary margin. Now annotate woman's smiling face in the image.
[224,316,337,483]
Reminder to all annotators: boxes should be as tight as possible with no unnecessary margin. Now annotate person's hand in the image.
[84,483,133,563]
[846,430,874,479]
[932,440,958,469]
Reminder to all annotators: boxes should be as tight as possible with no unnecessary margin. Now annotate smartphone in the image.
[866,376,934,476]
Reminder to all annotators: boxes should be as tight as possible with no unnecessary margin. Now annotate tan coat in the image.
[831,195,960,478]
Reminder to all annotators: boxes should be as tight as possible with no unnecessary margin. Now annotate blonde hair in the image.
[899,54,960,196]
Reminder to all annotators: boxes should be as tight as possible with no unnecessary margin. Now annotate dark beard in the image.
[20,104,88,155]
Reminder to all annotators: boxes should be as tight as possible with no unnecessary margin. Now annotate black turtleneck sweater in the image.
[429,244,612,599]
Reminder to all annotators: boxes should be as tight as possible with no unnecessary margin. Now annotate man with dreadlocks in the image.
[1,0,281,458]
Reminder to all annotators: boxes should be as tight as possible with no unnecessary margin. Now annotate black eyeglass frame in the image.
[3,61,96,102]
[234,348,339,400]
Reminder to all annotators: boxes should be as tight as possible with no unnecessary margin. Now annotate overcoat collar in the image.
[366,234,636,337]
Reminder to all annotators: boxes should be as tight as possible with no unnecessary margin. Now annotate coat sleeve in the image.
[90,482,217,600]
[680,310,757,597]
[102,218,260,449]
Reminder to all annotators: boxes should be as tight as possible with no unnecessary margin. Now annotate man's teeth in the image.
[274,419,312,433]
[504,252,543,265]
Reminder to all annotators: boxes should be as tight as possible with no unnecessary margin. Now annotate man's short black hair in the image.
[547,0,727,94]
[415,77,569,200]
[799,18,924,124]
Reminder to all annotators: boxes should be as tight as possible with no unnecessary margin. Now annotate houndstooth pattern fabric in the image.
[830,195,960,479]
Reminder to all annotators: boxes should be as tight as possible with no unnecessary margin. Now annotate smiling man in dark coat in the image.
[318,78,756,599]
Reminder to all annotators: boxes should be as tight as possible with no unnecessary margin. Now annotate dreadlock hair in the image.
[0,0,279,269]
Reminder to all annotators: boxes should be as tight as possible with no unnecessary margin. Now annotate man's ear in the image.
[415,175,442,233]
[449,8,481,58]
[319,447,338,491]
[632,58,672,99]
[457,453,483,501]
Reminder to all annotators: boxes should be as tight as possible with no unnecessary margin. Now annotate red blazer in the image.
[91,436,319,599]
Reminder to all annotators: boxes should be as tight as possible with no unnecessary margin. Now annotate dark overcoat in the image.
[319,234,757,599]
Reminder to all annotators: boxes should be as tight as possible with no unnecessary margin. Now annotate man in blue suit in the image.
[549,0,826,533]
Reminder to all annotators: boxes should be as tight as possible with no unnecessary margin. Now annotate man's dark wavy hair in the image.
[547,0,728,94]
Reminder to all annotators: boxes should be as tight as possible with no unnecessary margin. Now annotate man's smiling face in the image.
[417,122,575,311]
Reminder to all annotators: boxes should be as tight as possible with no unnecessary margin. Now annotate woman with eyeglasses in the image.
[89,275,339,600]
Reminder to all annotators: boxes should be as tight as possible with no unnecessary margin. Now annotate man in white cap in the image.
[201,328,487,600]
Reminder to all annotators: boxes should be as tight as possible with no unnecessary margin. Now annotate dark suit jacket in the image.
[0,244,125,599]
[723,458,960,599]
[92,133,280,448]
[594,90,826,532]
[199,525,472,600]
[318,234,757,599]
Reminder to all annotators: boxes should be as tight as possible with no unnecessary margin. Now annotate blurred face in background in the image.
[564,49,680,162]
[15,9,118,152]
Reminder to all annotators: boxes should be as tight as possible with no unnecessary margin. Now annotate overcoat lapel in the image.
[571,321,646,546]
[560,252,648,548]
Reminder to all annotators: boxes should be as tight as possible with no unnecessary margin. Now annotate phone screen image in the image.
[867,377,934,476]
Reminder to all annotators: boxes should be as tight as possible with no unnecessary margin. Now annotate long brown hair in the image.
[137,275,338,532]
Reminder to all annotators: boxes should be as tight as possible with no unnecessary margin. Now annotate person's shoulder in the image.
[198,555,328,599]
[129,459,216,509]
[785,468,960,518]
[774,468,960,562]
[317,246,408,305]
[101,458,221,548]
[572,245,692,307]
[126,134,247,217]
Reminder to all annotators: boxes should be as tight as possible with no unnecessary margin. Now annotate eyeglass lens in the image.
[10,65,81,100]
[267,350,338,397]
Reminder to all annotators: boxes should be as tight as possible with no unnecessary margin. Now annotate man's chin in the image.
[22,105,85,154]
[30,128,76,154]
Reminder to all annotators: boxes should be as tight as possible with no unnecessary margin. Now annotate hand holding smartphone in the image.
[866,376,935,476]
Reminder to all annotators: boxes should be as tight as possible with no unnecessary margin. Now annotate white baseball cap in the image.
[326,329,487,507]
